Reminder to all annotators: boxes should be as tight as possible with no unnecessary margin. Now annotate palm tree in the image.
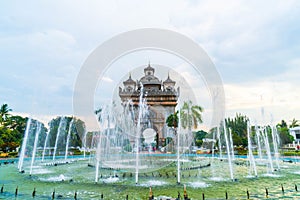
[180,100,203,130]
[290,118,300,128]
[0,104,12,125]
[180,101,203,149]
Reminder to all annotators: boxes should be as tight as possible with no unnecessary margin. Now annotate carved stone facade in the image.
[119,64,179,146]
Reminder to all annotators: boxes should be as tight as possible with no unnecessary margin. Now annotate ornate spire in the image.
[144,62,155,75]
[123,72,135,85]
[163,72,175,84]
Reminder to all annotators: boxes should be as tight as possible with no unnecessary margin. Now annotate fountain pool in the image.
[2,155,300,199]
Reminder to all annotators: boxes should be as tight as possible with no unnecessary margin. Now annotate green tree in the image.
[194,130,208,147]
[277,120,293,145]
[48,116,86,153]
[0,104,29,152]
[166,111,179,129]
[225,113,249,147]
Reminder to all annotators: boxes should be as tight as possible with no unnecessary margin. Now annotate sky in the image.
[1,0,300,131]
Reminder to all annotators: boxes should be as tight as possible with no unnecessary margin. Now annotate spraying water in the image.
[53,117,66,161]
[83,128,87,159]
[18,118,32,172]
[210,128,216,178]
[89,131,96,164]
[42,122,51,162]
[263,127,274,174]
[30,122,42,175]
[217,126,222,159]
[229,128,235,160]
[135,84,146,184]
[271,126,280,170]
[177,113,181,184]
[95,133,102,183]
[223,121,234,181]
[255,124,263,160]
[65,118,74,160]
[247,121,257,177]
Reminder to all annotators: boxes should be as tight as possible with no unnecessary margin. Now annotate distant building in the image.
[119,63,179,147]
[289,127,300,142]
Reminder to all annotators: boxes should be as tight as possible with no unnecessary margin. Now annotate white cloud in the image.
[101,76,114,83]
[1,0,300,129]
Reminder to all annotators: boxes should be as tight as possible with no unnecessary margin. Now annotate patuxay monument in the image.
[119,63,180,147]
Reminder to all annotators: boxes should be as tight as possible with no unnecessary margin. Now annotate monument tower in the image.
[119,63,180,147]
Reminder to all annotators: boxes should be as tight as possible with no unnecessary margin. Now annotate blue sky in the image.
[1,1,300,130]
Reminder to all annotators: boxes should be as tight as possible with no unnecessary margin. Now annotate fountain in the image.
[65,118,74,160]
[255,124,263,160]
[247,121,257,177]
[82,129,87,159]
[271,126,280,170]
[42,121,51,162]
[3,108,300,199]
[29,122,42,175]
[263,127,274,174]
[223,120,234,181]
[53,117,67,161]
[217,126,222,158]
[18,118,32,172]
[3,66,298,199]
[177,108,181,184]
[135,84,145,184]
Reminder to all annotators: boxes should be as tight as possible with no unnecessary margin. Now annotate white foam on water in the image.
[139,180,167,187]
[245,175,257,179]
[102,177,120,183]
[188,181,210,188]
[32,168,51,174]
[209,177,226,182]
[39,174,69,182]
[262,173,281,178]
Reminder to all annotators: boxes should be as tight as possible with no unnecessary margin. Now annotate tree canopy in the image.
[0,104,27,152]
[225,113,249,147]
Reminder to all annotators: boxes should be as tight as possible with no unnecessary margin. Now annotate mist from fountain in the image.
[30,122,42,175]
[18,118,32,172]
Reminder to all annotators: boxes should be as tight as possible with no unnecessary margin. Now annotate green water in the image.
[1,157,300,199]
